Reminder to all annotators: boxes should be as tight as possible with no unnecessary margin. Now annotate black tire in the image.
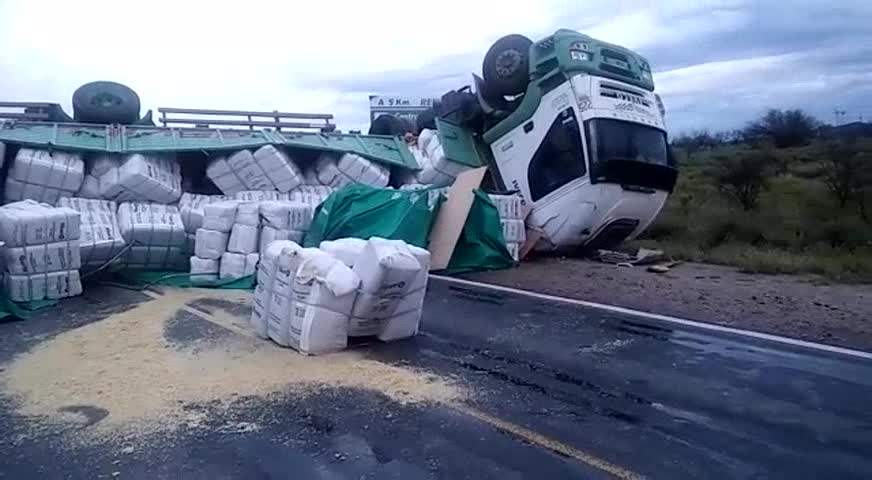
[416,108,437,131]
[72,81,141,124]
[482,34,533,97]
[369,114,410,136]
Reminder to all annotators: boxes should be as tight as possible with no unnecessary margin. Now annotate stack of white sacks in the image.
[251,237,428,355]
[489,193,526,261]
[98,153,182,204]
[4,149,86,204]
[0,200,83,301]
[407,129,470,188]
[309,153,390,189]
[206,145,304,196]
[56,197,126,271]
[190,198,314,283]
[77,154,120,199]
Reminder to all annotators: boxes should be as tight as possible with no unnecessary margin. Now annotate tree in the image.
[743,109,820,148]
[708,150,775,210]
[820,141,870,209]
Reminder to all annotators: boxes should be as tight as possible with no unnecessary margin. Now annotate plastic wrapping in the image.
[4,270,82,302]
[259,226,291,253]
[194,228,229,259]
[3,241,81,275]
[234,190,287,202]
[117,202,186,269]
[252,145,303,193]
[489,193,524,220]
[414,129,469,187]
[189,256,220,284]
[0,200,81,248]
[227,224,259,254]
[314,153,389,189]
[202,201,238,233]
[5,149,85,204]
[56,197,125,269]
[501,219,527,243]
[77,154,122,199]
[179,193,230,233]
[205,156,245,195]
[235,202,260,227]
[219,252,258,280]
[99,153,182,204]
[228,150,272,191]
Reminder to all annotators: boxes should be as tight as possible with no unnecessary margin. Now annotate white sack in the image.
[501,219,526,243]
[507,243,521,262]
[287,252,360,354]
[227,224,259,254]
[5,270,82,302]
[4,149,85,204]
[202,201,238,232]
[179,193,230,233]
[319,238,366,267]
[287,185,334,208]
[252,145,303,193]
[77,155,122,199]
[353,238,420,295]
[256,240,299,289]
[251,283,271,338]
[205,156,245,195]
[194,228,228,259]
[0,200,81,247]
[235,202,260,227]
[265,247,323,346]
[99,153,182,204]
[415,129,469,187]
[57,197,125,268]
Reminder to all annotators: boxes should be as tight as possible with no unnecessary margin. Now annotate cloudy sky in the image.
[1,0,870,135]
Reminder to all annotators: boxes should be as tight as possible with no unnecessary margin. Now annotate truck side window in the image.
[527,107,586,202]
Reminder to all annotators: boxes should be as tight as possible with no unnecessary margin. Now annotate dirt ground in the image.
[462,258,872,352]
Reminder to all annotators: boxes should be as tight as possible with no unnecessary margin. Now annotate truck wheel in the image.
[72,81,141,124]
[416,108,437,131]
[369,114,409,136]
[482,34,533,97]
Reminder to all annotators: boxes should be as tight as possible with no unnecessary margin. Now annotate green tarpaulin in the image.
[305,185,514,273]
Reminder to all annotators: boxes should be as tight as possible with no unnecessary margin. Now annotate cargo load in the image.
[313,153,389,189]
[56,197,125,270]
[117,202,186,269]
[0,200,83,301]
[4,149,85,204]
[99,153,182,204]
[179,193,231,233]
[77,154,121,199]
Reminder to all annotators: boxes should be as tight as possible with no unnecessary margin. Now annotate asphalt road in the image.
[1,278,871,479]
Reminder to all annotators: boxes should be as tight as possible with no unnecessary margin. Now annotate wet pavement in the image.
[1,279,871,479]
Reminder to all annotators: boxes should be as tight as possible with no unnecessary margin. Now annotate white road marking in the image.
[430,275,872,361]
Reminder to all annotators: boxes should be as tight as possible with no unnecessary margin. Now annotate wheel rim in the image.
[495,49,523,79]
[91,93,122,108]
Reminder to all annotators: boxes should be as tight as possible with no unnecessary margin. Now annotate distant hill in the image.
[819,121,872,139]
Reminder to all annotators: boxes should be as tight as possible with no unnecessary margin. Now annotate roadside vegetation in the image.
[638,109,872,282]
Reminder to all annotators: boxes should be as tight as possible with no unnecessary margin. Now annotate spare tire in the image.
[416,108,437,131]
[482,34,533,97]
[73,81,141,124]
[369,114,410,136]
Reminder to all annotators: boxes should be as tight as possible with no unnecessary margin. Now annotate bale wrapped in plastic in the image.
[56,197,125,269]
[4,270,82,302]
[99,153,182,204]
[117,202,186,269]
[0,200,81,248]
[202,201,238,233]
[179,193,230,233]
[77,154,121,199]
[189,256,220,285]
[314,153,389,189]
[4,149,85,204]
[252,145,303,193]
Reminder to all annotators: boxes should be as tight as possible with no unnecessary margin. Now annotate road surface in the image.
[1,278,870,479]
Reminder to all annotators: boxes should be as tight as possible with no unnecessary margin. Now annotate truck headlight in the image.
[570,50,591,61]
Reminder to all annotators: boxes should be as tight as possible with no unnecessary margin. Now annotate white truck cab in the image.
[434,29,677,250]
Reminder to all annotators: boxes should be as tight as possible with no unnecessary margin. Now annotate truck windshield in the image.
[585,119,668,166]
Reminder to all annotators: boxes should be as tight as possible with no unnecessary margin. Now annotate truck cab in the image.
[439,29,677,250]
